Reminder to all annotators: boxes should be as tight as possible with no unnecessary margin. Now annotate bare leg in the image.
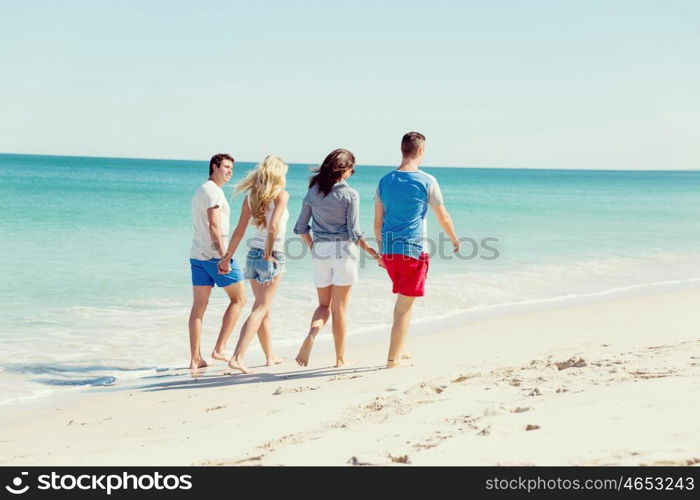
[387,294,417,368]
[188,286,212,369]
[258,313,284,365]
[295,286,332,367]
[330,285,353,367]
[228,277,282,374]
[212,281,246,361]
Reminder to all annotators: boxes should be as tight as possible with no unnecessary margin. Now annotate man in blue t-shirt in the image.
[374,132,460,368]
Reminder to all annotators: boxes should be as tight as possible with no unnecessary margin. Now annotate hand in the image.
[451,238,461,254]
[374,253,385,268]
[263,254,278,266]
[218,257,232,274]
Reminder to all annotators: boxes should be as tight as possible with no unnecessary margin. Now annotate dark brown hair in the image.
[401,131,426,158]
[209,153,235,176]
[309,149,356,197]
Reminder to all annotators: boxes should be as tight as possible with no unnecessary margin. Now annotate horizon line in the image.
[0,151,697,173]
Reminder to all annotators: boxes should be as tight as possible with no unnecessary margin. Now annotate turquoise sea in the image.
[1,153,700,405]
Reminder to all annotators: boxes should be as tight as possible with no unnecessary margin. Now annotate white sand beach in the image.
[1,288,699,466]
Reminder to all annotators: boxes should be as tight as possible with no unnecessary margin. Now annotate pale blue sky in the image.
[1,0,698,169]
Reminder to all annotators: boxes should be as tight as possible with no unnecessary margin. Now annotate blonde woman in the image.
[218,155,289,374]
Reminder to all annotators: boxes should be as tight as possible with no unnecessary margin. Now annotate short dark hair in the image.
[209,153,235,176]
[401,132,426,158]
[309,148,356,197]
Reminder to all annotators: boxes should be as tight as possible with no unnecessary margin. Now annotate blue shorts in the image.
[190,258,243,287]
[243,248,286,284]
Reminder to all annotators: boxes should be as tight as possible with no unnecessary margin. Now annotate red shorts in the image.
[382,253,429,297]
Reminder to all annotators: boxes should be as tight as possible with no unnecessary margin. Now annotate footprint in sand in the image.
[555,357,587,370]
[388,453,411,464]
[483,407,502,417]
[404,381,445,396]
[445,414,479,428]
[272,386,319,395]
[451,373,479,383]
[260,433,308,449]
[363,397,388,412]
[204,405,226,412]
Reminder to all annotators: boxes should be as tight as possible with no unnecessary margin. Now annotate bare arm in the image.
[346,191,379,261]
[374,197,384,253]
[357,237,383,267]
[206,206,226,259]
[264,191,289,261]
[299,232,313,250]
[431,204,460,253]
[218,197,251,273]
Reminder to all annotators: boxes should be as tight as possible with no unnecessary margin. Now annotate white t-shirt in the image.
[191,180,230,260]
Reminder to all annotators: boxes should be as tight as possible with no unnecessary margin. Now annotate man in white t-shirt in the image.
[188,153,246,369]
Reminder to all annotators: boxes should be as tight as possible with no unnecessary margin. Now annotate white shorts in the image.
[312,241,359,288]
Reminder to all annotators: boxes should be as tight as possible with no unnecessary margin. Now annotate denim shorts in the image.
[243,248,286,284]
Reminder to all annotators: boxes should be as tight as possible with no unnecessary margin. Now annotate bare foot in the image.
[227,358,250,374]
[334,358,355,368]
[266,355,285,366]
[295,336,315,367]
[189,358,208,370]
[190,367,204,378]
[387,358,414,369]
[399,352,412,360]
[211,350,230,362]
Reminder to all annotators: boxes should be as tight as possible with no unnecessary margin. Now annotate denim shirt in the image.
[293,182,363,242]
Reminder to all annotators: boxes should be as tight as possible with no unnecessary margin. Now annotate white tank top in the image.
[248,197,289,253]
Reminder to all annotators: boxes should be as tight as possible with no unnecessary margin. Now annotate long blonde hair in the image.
[236,155,288,229]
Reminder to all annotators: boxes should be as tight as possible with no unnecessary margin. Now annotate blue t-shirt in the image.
[376,169,444,259]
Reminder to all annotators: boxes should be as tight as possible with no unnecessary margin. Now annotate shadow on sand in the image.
[128,364,385,393]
